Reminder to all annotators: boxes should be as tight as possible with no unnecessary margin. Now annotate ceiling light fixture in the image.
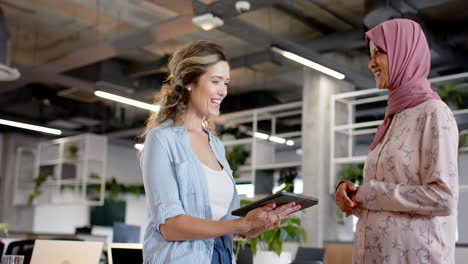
[254,132,269,140]
[94,90,160,112]
[271,46,345,80]
[268,135,286,144]
[0,118,62,135]
[135,131,295,150]
[252,131,294,146]
[192,13,224,30]
[134,144,144,151]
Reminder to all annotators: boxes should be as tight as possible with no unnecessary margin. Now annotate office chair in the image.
[0,240,4,258]
[5,239,35,264]
[112,223,140,243]
[236,244,253,264]
[290,247,325,264]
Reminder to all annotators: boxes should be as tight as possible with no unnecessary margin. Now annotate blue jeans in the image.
[211,237,232,264]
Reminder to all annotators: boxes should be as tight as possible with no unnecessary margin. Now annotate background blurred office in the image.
[1,0,468,263]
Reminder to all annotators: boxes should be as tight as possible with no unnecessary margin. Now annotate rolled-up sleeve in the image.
[141,130,185,231]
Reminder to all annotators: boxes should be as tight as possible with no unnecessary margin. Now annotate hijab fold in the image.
[366,19,441,150]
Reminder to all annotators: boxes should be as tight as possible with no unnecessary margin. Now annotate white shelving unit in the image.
[14,134,108,206]
[216,101,302,194]
[330,73,468,194]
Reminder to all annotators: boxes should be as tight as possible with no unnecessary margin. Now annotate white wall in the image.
[33,204,89,234]
[107,143,142,185]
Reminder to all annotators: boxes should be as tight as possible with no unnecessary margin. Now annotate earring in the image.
[187,87,192,91]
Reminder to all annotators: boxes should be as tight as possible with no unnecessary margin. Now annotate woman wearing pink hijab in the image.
[334,19,459,263]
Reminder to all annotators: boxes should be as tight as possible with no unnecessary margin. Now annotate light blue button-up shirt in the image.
[140,119,240,264]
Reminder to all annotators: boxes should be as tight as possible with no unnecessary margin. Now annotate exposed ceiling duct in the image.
[363,0,448,28]
[64,59,166,96]
[0,7,20,81]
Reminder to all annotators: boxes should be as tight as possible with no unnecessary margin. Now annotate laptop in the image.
[108,243,143,264]
[30,240,103,264]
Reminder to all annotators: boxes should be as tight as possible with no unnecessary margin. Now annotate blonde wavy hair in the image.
[140,40,227,142]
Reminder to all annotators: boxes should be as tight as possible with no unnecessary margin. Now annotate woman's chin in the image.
[208,110,220,117]
[376,82,388,89]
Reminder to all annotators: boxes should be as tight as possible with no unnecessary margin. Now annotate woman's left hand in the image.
[241,202,301,238]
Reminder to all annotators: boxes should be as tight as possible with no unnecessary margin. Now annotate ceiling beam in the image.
[302,30,365,52]
[1,14,199,94]
[219,17,374,87]
[125,55,170,77]
[363,0,468,73]
[274,2,336,34]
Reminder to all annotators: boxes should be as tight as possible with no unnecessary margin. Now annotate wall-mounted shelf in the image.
[14,134,108,206]
[217,102,302,193]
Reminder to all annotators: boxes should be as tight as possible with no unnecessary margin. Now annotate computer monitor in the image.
[108,243,143,264]
[30,240,103,264]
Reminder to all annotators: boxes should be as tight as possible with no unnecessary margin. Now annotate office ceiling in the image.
[1,0,468,140]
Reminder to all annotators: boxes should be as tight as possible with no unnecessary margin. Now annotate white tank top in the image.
[202,164,234,220]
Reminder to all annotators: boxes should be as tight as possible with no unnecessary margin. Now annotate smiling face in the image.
[368,40,389,89]
[187,60,230,118]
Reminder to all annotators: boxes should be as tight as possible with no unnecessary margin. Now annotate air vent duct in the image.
[0,8,20,81]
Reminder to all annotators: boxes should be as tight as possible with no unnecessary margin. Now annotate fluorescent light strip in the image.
[253,132,294,146]
[269,136,286,144]
[271,46,345,80]
[134,143,144,150]
[254,132,269,140]
[135,134,295,150]
[0,118,62,135]
[95,91,160,112]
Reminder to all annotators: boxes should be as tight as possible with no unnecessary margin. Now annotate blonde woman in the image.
[140,41,301,264]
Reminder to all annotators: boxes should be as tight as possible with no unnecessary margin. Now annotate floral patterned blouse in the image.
[353,99,459,264]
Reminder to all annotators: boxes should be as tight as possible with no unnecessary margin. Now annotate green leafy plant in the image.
[221,126,246,140]
[436,82,467,109]
[234,184,307,257]
[61,176,145,202]
[85,177,145,227]
[339,163,364,186]
[460,132,468,148]
[336,164,364,224]
[65,145,79,160]
[278,168,298,192]
[27,171,52,206]
[0,223,9,236]
[226,146,249,178]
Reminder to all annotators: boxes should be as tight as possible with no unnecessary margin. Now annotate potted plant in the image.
[0,223,9,236]
[64,144,79,160]
[235,185,307,264]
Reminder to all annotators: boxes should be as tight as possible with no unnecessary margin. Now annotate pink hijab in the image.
[366,19,441,150]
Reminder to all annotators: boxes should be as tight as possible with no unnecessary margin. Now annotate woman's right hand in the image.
[240,202,301,238]
[334,181,360,216]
